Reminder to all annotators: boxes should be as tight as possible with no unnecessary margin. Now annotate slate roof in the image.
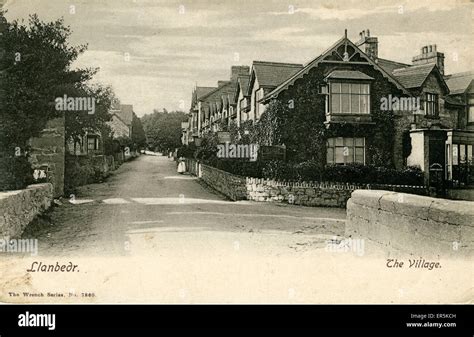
[391,63,437,89]
[195,86,216,99]
[377,58,411,74]
[116,104,133,126]
[238,75,250,97]
[444,71,474,95]
[252,61,303,88]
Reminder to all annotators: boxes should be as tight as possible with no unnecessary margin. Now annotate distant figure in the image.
[177,157,186,174]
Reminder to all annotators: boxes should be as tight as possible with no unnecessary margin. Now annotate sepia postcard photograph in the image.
[0,0,472,333]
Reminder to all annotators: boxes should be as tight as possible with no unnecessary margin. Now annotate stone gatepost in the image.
[28,116,66,197]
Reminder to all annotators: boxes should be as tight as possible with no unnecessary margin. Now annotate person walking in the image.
[177,156,186,174]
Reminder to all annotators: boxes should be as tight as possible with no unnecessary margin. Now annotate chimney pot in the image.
[367,29,370,37]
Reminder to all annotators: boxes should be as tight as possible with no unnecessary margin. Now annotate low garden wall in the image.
[346,190,474,257]
[191,160,427,207]
[0,183,53,238]
[200,164,247,200]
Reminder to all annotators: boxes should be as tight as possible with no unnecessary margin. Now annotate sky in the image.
[3,0,473,117]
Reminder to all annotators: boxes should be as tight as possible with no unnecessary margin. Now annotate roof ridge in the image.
[377,58,411,67]
[253,60,303,67]
[393,63,436,73]
[198,82,233,101]
[445,70,474,78]
[265,36,410,99]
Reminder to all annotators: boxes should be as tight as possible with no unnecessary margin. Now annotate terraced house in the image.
[184,29,474,186]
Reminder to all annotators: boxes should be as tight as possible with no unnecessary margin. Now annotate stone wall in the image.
[200,164,247,200]
[28,117,65,198]
[246,178,353,207]
[0,183,53,238]
[193,161,427,207]
[346,190,474,257]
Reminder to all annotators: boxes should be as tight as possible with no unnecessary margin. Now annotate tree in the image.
[64,84,115,146]
[0,12,117,190]
[131,113,146,150]
[0,12,106,190]
[142,110,187,153]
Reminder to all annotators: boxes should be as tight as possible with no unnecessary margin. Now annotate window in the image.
[330,82,370,114]
[425,93,439,116]
[87,136,99,151]
[453,144,473,165]
[469,106,474,123]
[327,137,365,164]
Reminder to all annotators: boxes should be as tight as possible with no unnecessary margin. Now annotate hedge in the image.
[199,158,424,186]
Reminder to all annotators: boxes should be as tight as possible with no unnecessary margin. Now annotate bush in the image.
[261,160,295,180]
[64,155,95,194]
[215,160,264,177]
[203,159,424,186]
[323,164,374,183]
[177,144,196,159]
[322,164,424,185]
[0,155,33,191]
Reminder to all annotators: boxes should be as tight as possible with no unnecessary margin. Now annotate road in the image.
[0,155,471,303]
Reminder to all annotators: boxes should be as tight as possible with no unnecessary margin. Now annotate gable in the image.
[264,36,410,101]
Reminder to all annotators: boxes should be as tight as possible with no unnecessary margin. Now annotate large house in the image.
[184,29,474,186]
[67,103,135,155]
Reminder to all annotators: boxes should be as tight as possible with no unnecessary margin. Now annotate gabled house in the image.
[261,29,472,185]
[187,86,216,144]
[108,104,133,139]
[246,61,303,122]
[444,71,474,185]
[234,74,250,127]
[194,66,249,136]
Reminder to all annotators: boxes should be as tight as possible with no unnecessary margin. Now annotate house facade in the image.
[183,29,474,186]
[245,61,303,122]
[186,66,249,143]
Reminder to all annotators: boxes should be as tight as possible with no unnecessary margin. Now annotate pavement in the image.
[0,155,471,304]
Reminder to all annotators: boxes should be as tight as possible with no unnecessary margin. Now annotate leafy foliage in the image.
[141,110,188,153]
[0,12,113,190]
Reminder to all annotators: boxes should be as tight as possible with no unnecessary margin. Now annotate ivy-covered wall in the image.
[262,62,408,168]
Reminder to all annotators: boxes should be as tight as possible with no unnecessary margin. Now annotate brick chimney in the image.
[230,65,250,82]
[412,44,445,75]
[356,29,378,60]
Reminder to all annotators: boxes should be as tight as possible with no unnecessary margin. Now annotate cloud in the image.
[4,0,472,115]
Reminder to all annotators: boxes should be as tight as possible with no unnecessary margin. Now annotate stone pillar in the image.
[28,116,66,197]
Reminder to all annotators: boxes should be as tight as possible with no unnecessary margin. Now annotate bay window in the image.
[330,82,370,114]
[327,137,365,164]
